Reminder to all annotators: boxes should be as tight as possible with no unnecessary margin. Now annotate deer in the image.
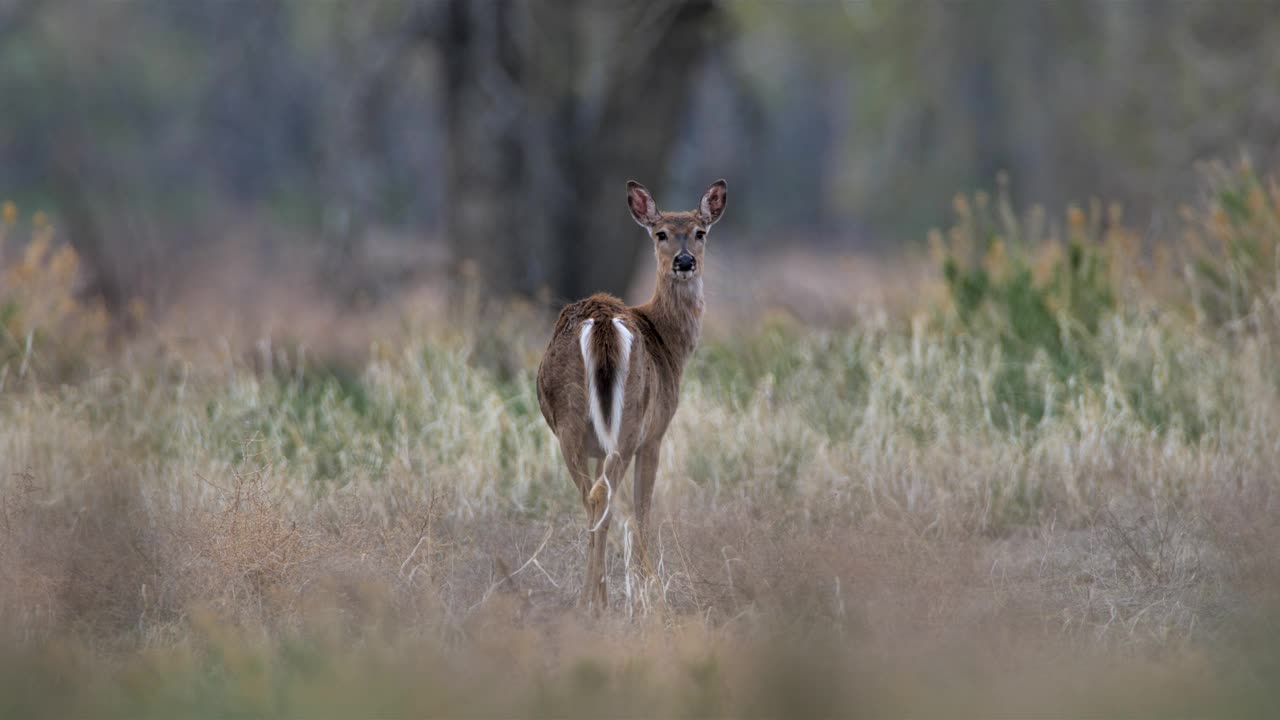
[536,179,727,609]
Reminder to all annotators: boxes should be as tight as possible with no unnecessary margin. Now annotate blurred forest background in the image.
[3,0,1280,309]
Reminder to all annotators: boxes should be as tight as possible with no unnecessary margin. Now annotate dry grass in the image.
[4,167,1280,716]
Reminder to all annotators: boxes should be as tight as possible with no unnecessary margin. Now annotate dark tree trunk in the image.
[570,0,722,301]
[436,0,724,303]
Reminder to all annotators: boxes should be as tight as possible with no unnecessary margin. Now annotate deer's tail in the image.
[578,317,634,457]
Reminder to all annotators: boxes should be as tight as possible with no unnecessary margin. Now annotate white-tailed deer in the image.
[537,179,727,609]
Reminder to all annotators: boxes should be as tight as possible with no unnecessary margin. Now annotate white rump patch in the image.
[578,317,634,456]
[578,320,607,454]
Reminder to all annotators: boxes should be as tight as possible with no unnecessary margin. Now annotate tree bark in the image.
[570,0,722,301]
[435,0,724,303]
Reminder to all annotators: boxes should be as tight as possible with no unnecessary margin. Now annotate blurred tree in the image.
[421,0,727,301]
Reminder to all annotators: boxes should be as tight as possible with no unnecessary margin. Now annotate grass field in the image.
[3,166,1280,717]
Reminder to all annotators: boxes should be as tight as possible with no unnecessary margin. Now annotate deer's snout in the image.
[673,253,696,273]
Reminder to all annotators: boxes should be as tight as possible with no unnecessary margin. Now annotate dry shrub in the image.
[0,205,124,386]
[182,437,320,625]
[0,468,174,643]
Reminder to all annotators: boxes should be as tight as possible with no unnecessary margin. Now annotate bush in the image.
[930,171,1241,439]
[0,203,117,387]
[1182,160,1280,329]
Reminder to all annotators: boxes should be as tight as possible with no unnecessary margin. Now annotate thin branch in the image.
[467,524,556,613]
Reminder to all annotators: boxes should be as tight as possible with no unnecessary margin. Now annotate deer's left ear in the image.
[699,179,728,227]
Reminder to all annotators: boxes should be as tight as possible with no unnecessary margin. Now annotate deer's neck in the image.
[641,275,704,367]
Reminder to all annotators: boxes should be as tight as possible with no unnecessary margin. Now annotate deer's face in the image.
[627,180,727,282]
[651,213,708,281]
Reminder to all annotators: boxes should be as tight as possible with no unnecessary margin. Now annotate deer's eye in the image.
[695,230,706,240]
[655,231,668,242]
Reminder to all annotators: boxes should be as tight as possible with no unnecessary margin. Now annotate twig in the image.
[399,534,428,578]
[1103,506,1158,581]
[468,524,556,613]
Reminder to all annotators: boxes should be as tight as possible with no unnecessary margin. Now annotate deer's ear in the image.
[699,179,727,227]
[627,181,659,227]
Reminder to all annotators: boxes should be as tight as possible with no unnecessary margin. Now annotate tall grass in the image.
[3,164,1280,716]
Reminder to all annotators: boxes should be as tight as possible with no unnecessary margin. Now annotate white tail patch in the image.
[611,317,634,451]
[577,317,634,456]
[578,319,608,453]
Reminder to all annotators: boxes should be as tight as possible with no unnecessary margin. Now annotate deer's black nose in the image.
[673,253,696,272]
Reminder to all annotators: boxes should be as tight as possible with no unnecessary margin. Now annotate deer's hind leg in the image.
[584,449,634,610]
[554,431,599,602]
[555,434,594,518]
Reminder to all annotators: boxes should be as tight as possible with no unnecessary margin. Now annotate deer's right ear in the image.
[627,181,660,227]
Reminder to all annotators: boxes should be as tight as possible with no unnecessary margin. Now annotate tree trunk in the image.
[436,0,724,303]
[570,0,721,301]
[438,0,528,295]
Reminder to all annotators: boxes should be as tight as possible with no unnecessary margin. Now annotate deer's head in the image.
[627,180,727,282]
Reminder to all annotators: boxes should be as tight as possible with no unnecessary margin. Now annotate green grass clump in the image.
[930,166,1280,442]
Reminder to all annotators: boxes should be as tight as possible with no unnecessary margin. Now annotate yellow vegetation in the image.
[1,202,112,384]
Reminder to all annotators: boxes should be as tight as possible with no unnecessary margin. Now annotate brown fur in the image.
[536,179,727,609]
